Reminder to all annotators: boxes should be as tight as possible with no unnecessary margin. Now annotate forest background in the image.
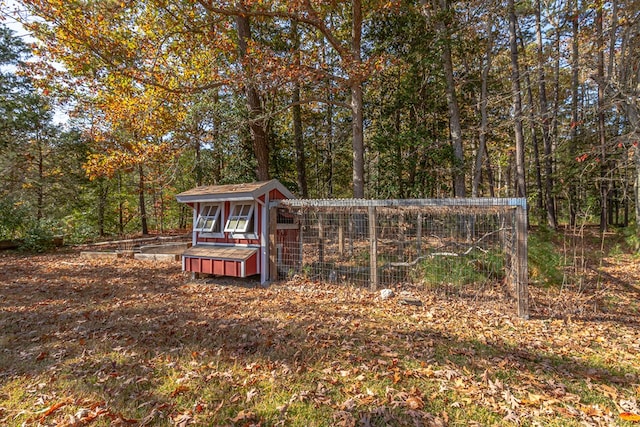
[1,0,639,245]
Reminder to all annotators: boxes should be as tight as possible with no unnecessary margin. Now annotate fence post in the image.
[338,215,345,256]
[515,203,529,319]
[369,206,378,291]
[416,212,422,256]
[269,206,278,281]
[318,211,324,267]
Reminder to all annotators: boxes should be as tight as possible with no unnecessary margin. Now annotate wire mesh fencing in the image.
[270,198,528,317]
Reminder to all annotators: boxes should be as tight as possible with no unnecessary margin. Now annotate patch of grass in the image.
[415,250,502,288]
[529,230,564,286]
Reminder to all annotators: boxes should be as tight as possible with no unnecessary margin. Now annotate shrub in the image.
[19,225,55,253]
[0,198,28,240]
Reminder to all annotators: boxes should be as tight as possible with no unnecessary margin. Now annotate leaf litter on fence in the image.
[0,251,639,425]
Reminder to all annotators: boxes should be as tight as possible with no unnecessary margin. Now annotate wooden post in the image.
[269,206,278,281]
[398,211,405,259]
[369,206,378,291]
[338,215,345,256]
[349,212,354,256]
[515,204,529,319]
[416,212,422,256]
[318,212,324,266]
[298,214,304,272]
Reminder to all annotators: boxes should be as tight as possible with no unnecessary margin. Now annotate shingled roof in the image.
[176,179,295,203]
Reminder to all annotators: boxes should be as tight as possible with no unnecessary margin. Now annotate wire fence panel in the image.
[271,199,528,317]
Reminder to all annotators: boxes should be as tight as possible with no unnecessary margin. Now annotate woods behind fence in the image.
[270,198,528,318]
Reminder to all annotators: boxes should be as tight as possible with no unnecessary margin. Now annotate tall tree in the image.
[424,0,466,197]
[291,19,308,197]
[472,12,494,198]
[535,0,557,228]
[235,12,270,181]
[508,0,527,198]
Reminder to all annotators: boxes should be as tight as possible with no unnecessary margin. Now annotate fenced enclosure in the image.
[269,198,528,318]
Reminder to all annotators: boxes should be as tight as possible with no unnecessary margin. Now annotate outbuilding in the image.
[176,180,295,284]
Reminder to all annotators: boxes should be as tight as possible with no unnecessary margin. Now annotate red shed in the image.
[176,180,295,284]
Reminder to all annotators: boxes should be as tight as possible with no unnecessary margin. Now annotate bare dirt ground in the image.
[1,242,639,426]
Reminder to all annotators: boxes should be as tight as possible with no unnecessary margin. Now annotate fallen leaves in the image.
[0,251,639,425]
[38,399,69,421]
[621,412,640,422]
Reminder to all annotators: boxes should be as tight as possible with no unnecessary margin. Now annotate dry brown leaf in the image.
[406,396,424,410]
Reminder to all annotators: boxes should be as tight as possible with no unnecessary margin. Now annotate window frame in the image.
[224,203,256,236]
[193,203,223,236]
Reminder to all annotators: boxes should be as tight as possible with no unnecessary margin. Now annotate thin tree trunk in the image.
[395,110,404,198]
[569,0,580,227]
[236,14,270,181]
[472,14,493,198]
[118,172,124,234]
[508,0,527,199]
[351,0,365,198]
[326,89,334,198]
[138,164,148,236]
[36,131,44,222]
[194,138,203,186]
[291,20,308,198]
[535,0,557,228]
[518,23,544,216]
[432,0,465,197]
[484,143,496,197]
[596,0,608,231]
[97,179,106,237]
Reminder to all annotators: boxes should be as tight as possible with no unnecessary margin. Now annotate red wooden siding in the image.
[183,251,259,277]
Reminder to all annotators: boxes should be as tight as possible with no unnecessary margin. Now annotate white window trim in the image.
[194,203,224,237]
[224,203,257,238]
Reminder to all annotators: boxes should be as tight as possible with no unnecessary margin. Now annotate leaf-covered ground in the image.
[1,246,639,426]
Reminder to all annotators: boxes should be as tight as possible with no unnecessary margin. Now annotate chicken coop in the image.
[176,180,296,284]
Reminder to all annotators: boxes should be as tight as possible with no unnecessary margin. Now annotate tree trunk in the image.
[569,0,580,227]
[472,14,493,198]
[596,0,608,231]
[194,138,203,186]
[509,0,527,199]
[326,89,334,198]
[395,109,404,198]
[484,143,496,197]
[535,0,557,228]
[139,164,148,236]
[118,172,124,234]
[97,178,107,237]
[351,0,365,198]
[435,0,465,197]
[236,14,270,181]
[36,131,44,222]
[518,23,543,216]
[291,20,308,198]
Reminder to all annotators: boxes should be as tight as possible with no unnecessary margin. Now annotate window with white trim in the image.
[224,203,255,234]
[194,204,222,234]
